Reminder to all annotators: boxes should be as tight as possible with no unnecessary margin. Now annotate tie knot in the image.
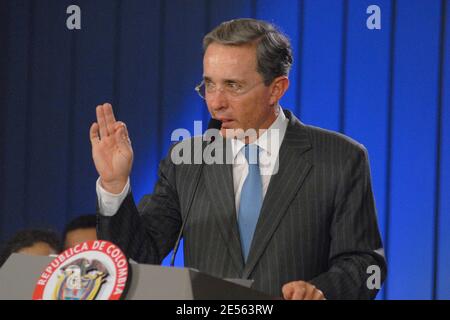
[242,144,259,166]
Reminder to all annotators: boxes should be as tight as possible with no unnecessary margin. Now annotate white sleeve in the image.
[96,177,130,217]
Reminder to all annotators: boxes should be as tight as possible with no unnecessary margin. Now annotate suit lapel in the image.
[242,111,313,278]
[203,138,245,274]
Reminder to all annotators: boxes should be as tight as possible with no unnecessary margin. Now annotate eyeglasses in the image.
[195,79,265,100]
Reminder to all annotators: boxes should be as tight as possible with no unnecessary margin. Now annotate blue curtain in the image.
[0,0,448,299]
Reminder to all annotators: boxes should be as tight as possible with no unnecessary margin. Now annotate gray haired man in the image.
[90,19,386,300]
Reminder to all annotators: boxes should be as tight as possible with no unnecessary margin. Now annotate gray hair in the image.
[203,18,293,86]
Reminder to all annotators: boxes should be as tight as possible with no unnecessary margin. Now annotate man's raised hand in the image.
[90,103,133,194]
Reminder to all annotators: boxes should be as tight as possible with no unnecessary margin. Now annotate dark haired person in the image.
[90,19,386,300]
[63,214,97,249]
[0,229,61,267]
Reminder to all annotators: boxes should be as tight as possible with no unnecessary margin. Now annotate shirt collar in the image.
[230,106,288,160]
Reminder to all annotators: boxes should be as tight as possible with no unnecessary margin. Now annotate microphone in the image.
[169,118,222,267]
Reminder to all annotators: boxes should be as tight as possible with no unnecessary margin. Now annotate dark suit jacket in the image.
[97,109,387,299]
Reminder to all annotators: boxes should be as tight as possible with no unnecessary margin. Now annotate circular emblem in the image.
[32,240,130,300]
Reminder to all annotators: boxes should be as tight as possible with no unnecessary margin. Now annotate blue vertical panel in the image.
[388,0,441,299]
[69,0,119,220]
[209,0,253,26]
[0,0,31,242]
[25,0,73,231]
[255,0,300,114]
[299,0,344,131]
[344,0,392,299]
[159,0,207,160]
[102,1,161,206]
[437,0,450,300]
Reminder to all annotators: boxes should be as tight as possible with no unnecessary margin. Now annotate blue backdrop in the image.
[0,0,448,300]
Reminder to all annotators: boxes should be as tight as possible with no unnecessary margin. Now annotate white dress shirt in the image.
[97,107,288,217]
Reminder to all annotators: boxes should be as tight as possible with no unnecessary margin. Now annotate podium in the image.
[0,253,273,300]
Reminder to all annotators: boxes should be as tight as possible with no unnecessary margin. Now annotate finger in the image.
[115,122,131,146]
[113,121,128,135]
[312,289,326,300]
[103,103,116,134]
[282,281,305,300]
[303,285,316,300]
[104,103,116,121]
[96,105,109,138]
[282,285,294,300]
[282,281,301,300]
[291,286,307,300]
[114,122,129,140]
[90,122,100,145]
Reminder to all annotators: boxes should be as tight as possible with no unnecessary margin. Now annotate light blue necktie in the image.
[238,144,263,261]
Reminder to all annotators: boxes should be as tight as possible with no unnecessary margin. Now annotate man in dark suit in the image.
[90,18,386,300]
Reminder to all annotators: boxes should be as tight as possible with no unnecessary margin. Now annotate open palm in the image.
[90,103,133,193]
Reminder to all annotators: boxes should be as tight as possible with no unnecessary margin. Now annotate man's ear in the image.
[269,76,290,105]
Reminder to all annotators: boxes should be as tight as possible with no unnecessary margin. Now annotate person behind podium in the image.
[90,18,386,300]
[0,229,61,267]
[62,214,97,250]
